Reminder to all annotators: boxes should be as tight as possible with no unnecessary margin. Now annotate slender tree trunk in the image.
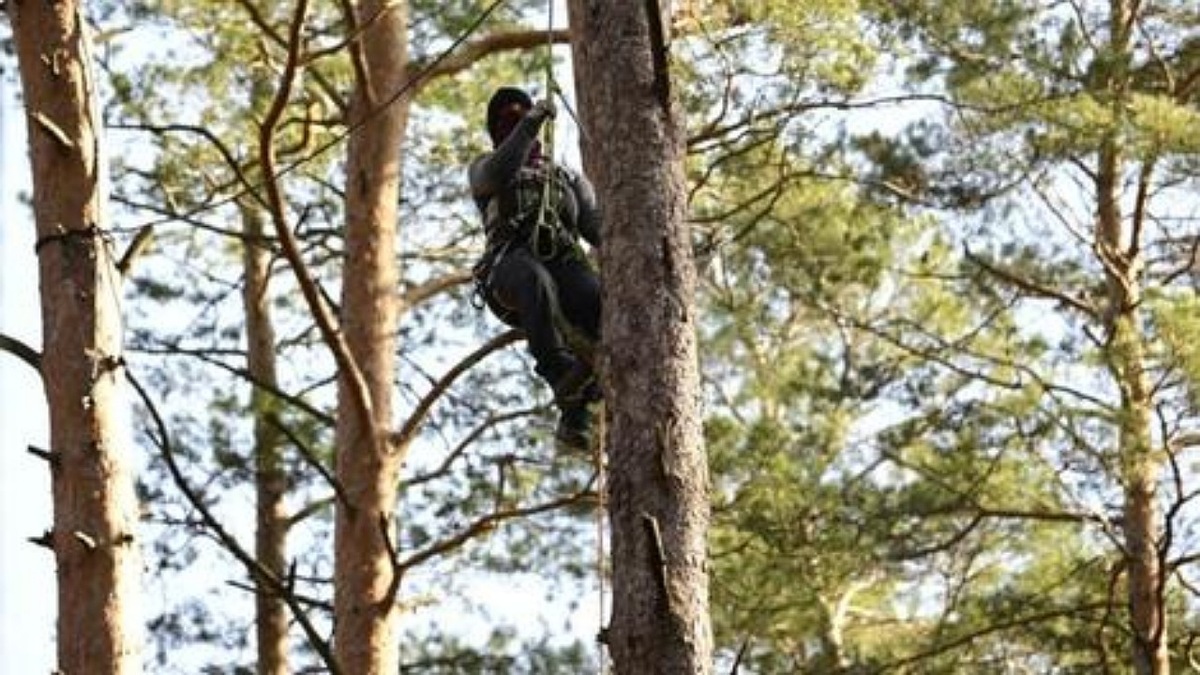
[1097,2,1168,672]
[568,1,714,672]
[6,2,141,673]
[241,205,290,675]
[1098,145,1168,675]
[332,0,409,672]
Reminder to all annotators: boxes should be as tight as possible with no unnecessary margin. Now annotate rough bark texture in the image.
[242,206,290,675]
[7,2,141,673]
[568,1,714,672]
[332,0,408,672]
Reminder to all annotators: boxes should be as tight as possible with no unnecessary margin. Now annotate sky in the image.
[1,74,56,672]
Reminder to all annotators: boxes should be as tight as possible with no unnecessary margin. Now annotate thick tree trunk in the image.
[568,1,713,673]
[6,2,141,673]
[242,206,290,675]
[332,0,409,672]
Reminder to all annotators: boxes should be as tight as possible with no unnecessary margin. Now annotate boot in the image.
[550,359,592,403]
[552,362,595,451]
[555,400,592,451]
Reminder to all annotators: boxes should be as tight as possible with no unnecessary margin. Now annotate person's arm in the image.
[468,103,554,200]
[570,171,602,247]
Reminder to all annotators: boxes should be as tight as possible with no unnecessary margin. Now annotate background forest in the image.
[2,0,1200,673]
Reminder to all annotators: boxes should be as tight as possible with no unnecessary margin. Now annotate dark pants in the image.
[486,245,600,392]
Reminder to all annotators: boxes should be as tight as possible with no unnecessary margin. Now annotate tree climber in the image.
[469,86,602,449]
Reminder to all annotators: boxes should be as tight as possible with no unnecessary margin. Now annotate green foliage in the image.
[691,2,1200,672]
[1148,290,1200,408]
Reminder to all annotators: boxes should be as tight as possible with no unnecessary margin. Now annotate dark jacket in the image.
[469,110,601,251]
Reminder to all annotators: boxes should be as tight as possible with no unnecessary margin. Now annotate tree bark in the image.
[568,1,714,672]
[332,0,409,672]
[6,2,141,673]
[241,205,290,675]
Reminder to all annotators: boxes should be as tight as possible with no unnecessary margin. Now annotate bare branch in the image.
[0,332,41,371]
[230,0,347,115]
[132,343,334,427]
[400,407,541,490]
[126,370,340,673]
[27,445,59,466]
[257,0,376,431]
[397,269,473,317]
[228,578,332,612]
[398,489,595,573]
[267,412,350,512]
[963,245,1098,318]
[107,122,266,210]
[332,0,374,104]
[409,29,571,89]
[391,329,522,448]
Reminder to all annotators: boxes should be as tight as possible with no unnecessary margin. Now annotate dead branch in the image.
[266,412,350,511]
[963,244,1098,318]
[257,0,376,433]
[126,369,340,673]
[401,406,540,489]
[397,269,473,318]
[398,489,595,573]
[0,332,41,371]
[408,29,571,89]
[391,329,522,448]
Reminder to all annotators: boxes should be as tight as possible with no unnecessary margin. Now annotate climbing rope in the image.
[531,0,561,261]
[531,5,609,667]
[592,401,610,673]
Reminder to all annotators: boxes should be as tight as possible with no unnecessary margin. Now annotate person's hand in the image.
[531,98,557,121]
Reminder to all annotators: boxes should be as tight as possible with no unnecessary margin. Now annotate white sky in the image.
[1,74,56,673]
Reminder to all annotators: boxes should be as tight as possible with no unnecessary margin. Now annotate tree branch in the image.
[400,406,540,489]
[963,245,1098,318]
[398,489,594,573]
[132,343,334,427]
[397,269,473,317]
[391,329,522,448]
[408,29,571,89]
[126,370,340,674]
[863,602,1109,673]
[257,0,377,432]
[266,412,349,511]
[0,333,41,372]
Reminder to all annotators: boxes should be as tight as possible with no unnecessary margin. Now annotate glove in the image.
[530,98,557,122]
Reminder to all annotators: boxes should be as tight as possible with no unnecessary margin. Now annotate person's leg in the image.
[546,254,601,401]
[542,254,603,449]
[487,247,580,388]
[549,254,600,346]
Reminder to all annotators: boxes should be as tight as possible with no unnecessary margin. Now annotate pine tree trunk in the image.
[332,0,408,672]
[1099,2,1168,671]
[1098,145,1168,675]
[568,1,714,672]
[242,206,290,675]
[6,2,141,673]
